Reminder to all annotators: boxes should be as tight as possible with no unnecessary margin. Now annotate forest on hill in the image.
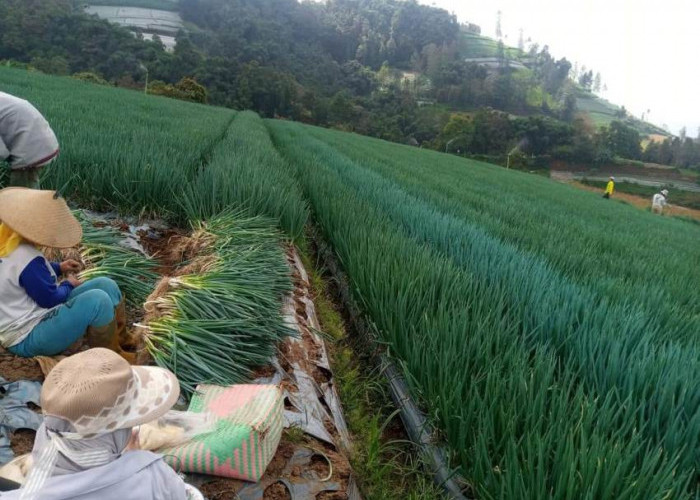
[2,0,700,169]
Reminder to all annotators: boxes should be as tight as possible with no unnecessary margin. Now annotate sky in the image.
[421,0,700,136]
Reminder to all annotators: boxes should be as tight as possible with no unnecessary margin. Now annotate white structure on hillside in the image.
[463,57,528,71]
[84,6,183,51]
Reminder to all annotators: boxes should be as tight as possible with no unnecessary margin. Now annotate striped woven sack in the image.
[162,384,283,481]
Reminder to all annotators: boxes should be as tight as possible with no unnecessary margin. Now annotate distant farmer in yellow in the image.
[603,176,615,199]
[0,92,59,189]
[652,189,669,214]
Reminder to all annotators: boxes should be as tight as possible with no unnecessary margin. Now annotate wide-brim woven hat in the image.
[0,187,82,248]
[41,348,180,435]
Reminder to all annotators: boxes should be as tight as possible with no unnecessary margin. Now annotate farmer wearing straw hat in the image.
[0,348,203,499]
[603,176,615,199]
[0,188,133,362]
[0,92,59,189]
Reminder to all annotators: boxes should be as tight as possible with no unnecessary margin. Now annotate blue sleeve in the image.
[19,257,74,308]
[51,262,62,276]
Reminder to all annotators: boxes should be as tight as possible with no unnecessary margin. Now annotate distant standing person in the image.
[0,92,59,189]
[603,176,615,199]
[652,189,669,214]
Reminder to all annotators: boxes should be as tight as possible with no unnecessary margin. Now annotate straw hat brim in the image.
[42,349,181,435]
[71,365,180,435]
[122,366,181,429]
[0,187,82,248]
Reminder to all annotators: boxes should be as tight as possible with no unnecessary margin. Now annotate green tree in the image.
[437,113,471,152]
[604,121,642,159]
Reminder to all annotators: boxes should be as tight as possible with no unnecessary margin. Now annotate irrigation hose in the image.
[311,228,471,500]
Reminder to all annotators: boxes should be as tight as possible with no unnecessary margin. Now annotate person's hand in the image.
[60,260,83,275]
[65,276,82,288]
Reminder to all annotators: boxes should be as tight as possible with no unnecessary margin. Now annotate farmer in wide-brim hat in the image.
[0,188,133,362]
[1,348,203,499]
[0,91,60,189]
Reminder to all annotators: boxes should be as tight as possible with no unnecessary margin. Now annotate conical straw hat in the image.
[0,188,82,248]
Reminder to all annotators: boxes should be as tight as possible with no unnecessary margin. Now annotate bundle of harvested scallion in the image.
[73,211,159,308]
[143,210,293,393]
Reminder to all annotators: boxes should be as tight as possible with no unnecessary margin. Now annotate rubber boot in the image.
[115,298,130,347]
[86,320,136,364]
[115,298,143,362]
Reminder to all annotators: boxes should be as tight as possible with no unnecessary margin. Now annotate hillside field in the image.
[460,31,522,59]
[576,90,668,136]
[2,67,700,498]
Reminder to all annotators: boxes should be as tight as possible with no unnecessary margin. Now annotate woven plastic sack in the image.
[162,385,283,482]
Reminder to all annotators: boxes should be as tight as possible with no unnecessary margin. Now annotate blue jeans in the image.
[9,277,122,357]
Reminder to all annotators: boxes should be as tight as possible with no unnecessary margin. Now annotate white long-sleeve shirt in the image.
[0,92,59,170]
[652,193,667,208]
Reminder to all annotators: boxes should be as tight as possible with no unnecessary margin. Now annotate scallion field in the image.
[2,66,700,499]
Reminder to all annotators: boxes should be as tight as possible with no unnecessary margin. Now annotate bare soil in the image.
[0,354,43,383]
[137,228,190,275]
[263,482,292,500]
[10,429,36,456]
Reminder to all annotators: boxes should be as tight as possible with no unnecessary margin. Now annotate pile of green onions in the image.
[75,211,159,308]
[143,210,293,393]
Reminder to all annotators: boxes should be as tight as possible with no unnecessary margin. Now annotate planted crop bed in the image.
[0,67,306,392]
[0,68,234,220]
[267,119,700,498]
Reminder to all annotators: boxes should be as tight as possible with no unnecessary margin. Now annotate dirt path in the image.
[569,181,700,221]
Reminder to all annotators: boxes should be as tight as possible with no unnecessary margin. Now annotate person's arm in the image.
[0,135,9,162]
[50,262,62,276]
[19,257,75,308]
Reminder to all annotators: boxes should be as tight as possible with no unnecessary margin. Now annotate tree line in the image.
[2,0,696,170]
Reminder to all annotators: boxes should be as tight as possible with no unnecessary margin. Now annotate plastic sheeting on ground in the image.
[0,378,42,465]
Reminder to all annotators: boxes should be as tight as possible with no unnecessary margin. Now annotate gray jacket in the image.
[0,451,188,500]
[0,92,59,170]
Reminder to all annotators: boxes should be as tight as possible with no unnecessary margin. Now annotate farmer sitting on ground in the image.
[603,176,615,199]
[0,188,133,362]
[652,189,669,214]
[0,91,59,189]
[0,348,203,499]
